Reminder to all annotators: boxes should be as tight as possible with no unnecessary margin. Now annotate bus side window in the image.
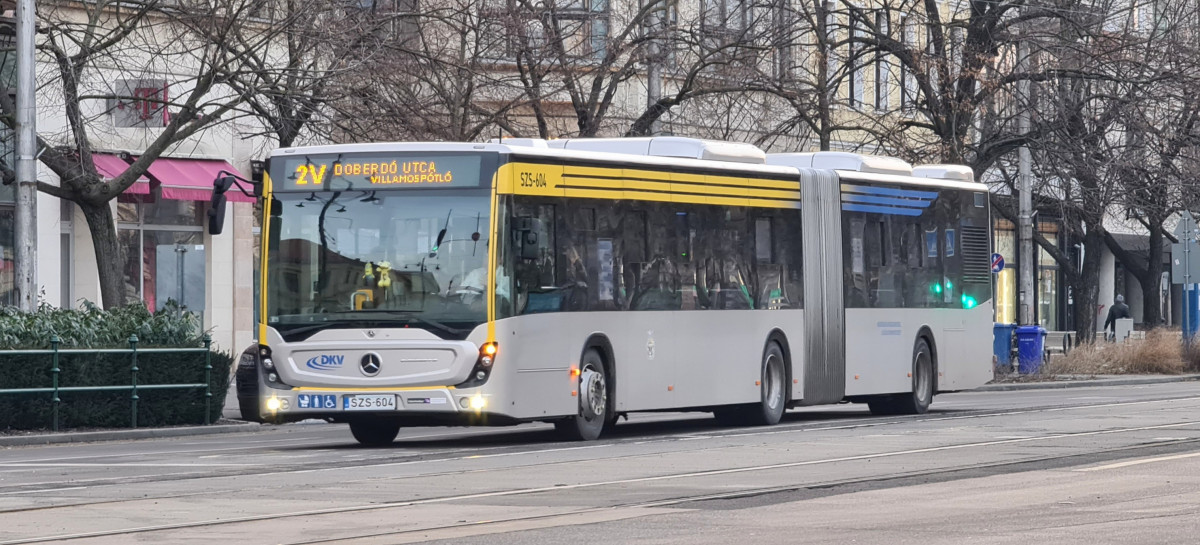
[513,203,557,314]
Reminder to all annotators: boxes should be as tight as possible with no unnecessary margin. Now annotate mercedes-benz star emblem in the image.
[360,353,382,376]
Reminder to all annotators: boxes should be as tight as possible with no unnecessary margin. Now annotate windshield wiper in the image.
[273,312,473,339]
[429,209,452,258]
[346,310,470,337]
[273,320,360,339]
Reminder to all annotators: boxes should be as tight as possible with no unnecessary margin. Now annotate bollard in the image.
[129,335,139,429]
[203,335,212,425]
[50,335,60,432]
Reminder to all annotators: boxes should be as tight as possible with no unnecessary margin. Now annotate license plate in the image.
[343,394,398,411]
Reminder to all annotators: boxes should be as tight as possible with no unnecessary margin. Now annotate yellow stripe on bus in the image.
[258,171,273,343]
[500,162,801,208]
[486,167,499,343]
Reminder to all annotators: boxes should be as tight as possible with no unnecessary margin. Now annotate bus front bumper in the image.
[259,387,491,420]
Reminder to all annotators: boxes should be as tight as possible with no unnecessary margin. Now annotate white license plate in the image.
[342,394,398,411]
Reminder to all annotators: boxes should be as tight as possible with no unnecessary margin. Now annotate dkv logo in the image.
[306,354,345,371]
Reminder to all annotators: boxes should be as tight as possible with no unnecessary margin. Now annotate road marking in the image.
[0,463,251,468]
[4,419,1199,545]
[4,396,1199,493]
[1075,451,1200,472]
[0,487,87,496]
[707,397,1200,440]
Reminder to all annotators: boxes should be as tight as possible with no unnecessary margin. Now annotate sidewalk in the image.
[0,420,264,448]
[978,374,1200,392]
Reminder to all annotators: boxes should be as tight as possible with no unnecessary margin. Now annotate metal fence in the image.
[0,335,213,431]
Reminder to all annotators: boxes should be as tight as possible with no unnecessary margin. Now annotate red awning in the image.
[92,153,150,195]
[96,153,255,203]
[143,158,255,203]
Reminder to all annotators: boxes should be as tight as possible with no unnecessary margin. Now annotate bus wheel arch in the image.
[583,333,617,424]
[766,330,794,406]
[868,330,937,416]
[749,335,790,426]
[556,334,616,440]
[915,326,939,394]
[896,332,936,415]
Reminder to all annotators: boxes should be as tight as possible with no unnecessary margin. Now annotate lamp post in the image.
[14,0,37,312]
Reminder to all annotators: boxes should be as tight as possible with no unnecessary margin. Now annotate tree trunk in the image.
[1142,226,1164,327]
[79,201,128,309]
[1073,228,1104,344]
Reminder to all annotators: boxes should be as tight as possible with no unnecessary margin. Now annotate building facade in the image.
[0,4,265,353]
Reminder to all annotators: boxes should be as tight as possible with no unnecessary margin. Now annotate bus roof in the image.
[272,141,988,192]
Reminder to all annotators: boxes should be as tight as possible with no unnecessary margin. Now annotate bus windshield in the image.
[266,189,493,339]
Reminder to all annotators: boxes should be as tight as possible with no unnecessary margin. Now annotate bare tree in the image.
[1018,0,1200,339]
[312,0,534,142]
[0,0,273,308]
[1100,0,1200,327]
[194,0,395,148]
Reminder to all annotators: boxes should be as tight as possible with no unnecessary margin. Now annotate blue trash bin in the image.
[1016,325,1048,374]
[993,323,1016,369]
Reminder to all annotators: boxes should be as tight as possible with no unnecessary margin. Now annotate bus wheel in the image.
[715,342,787,426]
[894,337,934,414]
[556,348,609,441]
[871,338,934,416]
[349,419,401,447]
[749,342,787,425]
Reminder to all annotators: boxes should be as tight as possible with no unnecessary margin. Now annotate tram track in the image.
[1,394,1198,501]
[2,417,1199,544]
[287,437,1200,545]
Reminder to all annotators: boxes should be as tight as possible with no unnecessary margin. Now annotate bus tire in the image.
[748,341,787,425]
[893,337,934,415]
[238,403,261,423]
[555,348,609,441]
[349,419,401,447]
[714,341,788,426]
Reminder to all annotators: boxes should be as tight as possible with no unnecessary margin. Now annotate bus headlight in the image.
[266,397,282,411]
[480,342,498,368]
[262,357,275,370]
[470,395,487,411]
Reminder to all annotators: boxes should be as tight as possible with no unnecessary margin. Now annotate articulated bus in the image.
[209,137,993,445]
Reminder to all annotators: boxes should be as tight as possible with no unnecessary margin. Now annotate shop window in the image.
[118,189,206,319]
[0,206,12,306]
[61,200,74,308]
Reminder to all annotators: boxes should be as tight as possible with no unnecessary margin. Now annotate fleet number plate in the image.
[343,394,398,411]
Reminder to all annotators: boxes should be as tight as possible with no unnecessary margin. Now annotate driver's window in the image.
[513,202,557,314]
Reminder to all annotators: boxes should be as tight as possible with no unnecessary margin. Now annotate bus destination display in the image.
[274,153,484,191]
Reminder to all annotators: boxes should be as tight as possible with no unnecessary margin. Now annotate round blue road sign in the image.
[991,253,1005,273]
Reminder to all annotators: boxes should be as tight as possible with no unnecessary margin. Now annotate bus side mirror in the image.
[208,175,234,235]
[516,217,541,261]
[208,192,227,235]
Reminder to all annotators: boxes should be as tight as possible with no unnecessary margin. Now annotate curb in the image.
[0,421,264,447]
[977,374,1200,392]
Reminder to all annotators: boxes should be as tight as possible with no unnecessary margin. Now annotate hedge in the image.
[0,302,232,430]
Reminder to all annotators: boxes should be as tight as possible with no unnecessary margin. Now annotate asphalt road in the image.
[1,382,1199,544]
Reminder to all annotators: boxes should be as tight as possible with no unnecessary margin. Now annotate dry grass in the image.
[1183,340,1200,374]
[1044,329,1187,376]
